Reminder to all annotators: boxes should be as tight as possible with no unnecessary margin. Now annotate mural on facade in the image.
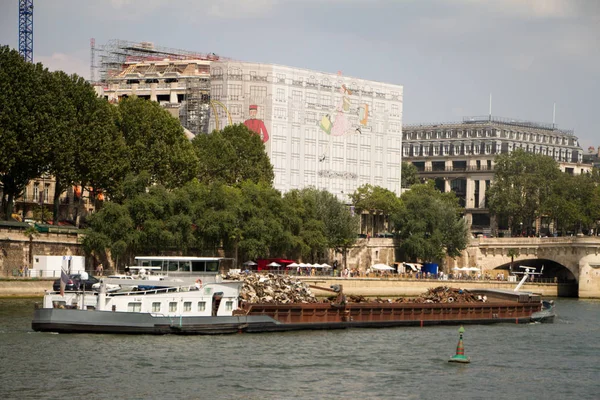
[319,84,369,137]
[210,100,233,131]
[243,104,270,143]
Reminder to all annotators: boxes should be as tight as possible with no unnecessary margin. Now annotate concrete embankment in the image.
[0,280,53,297]
[0,277,575,298]
[300,277,574,298]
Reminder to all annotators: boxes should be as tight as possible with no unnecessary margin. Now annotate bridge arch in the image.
[489,258,577,282]
[462,236,600,297]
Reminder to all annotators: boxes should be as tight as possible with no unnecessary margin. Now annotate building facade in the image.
[209,61,404,202]
[402,116,589,234]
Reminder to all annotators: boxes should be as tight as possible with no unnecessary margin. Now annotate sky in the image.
[1,0,598,150]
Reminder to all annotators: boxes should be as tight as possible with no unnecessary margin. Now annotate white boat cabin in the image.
[43,281,242,317]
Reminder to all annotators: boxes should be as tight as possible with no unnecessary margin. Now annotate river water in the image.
[1,297,599,400]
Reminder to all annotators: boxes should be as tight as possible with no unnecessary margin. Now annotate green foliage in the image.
[192,124,274,186]
[349,184,401,236]
[486,149,561,233]
[118,97,199,189]
[283,188,358,262]
[401,162,419,188]
[0,46,54,218]
[391,182,468,262]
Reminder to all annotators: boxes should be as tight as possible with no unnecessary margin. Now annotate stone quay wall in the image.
[0,228,84,277]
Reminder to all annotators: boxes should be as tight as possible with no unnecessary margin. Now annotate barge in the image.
[32,279,554,335]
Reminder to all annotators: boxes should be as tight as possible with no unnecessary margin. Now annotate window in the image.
[184,302,192,312]
[212,84,222,100]
[249,86,267,101]
[225,301,233,311]
[403,146,410,156]
[198,302,206,312]
[152,302,161,312]
[227,84,242,100]
[443,144,450,155]
[33,184,39,202]
[307,93,317,104]
[169,302,178,313]
[128,302,141,312]
[292,90,302,103]
[230,104,242,116]
[391,104,399,115]
[276,88,285,101]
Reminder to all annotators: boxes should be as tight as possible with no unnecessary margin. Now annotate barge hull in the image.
[32,303,545,335]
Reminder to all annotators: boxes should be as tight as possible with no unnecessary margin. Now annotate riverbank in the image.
[0,277,577,298]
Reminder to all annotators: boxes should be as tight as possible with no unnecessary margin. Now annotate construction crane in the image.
[18,0,34,62]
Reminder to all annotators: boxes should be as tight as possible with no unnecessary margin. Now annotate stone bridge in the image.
[344,236,600,298]
[460,236,600,298]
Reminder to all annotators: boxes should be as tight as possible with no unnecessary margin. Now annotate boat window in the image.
[225,301,233,311]
[180,261,191,272]
[52,301,66,308]
[191,261,205,272]
[168,261,179,272]
[169,302,177,312]
[183,302,192,312]
[152,302,161,312]
[128,302,142,312]
[206,261,219,272]
[198,302,206,311]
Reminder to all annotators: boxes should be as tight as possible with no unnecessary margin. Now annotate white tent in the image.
[287,262,299,267]
[267,262,281,267]
[371,263,395,271]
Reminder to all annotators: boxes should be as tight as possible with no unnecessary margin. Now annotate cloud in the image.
[36,52,90,80]
[205,0,280,18]
[460,0,597,19]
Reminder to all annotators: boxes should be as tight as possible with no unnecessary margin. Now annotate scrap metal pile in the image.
[340,286,485,304]
[396,286,485,304]
[224,272,319,304]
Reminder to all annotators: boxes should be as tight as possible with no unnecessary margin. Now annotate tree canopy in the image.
[391,182,468,263]
[192,123,274,186]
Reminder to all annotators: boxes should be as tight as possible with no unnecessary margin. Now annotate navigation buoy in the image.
[448,326,470,363]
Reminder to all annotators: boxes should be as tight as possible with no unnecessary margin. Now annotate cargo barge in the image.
[31,279,554,335]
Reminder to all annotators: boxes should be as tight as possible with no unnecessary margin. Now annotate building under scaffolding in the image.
[92,39,223,135]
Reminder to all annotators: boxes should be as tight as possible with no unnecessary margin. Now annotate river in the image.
[1,297,599,400]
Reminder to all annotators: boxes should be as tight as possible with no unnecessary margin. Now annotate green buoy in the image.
[448,326,470,363]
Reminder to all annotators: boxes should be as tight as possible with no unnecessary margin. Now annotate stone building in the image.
[402,116,589,234]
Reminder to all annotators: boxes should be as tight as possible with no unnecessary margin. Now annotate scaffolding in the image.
[91,39,226,135]
[91,39,223,84]
[181,78,211,135]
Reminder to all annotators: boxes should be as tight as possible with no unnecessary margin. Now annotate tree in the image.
[0,47,54,219]
[118,97,199,189]
[282,188,358,265]
[486,149,561,234]
[391,182,468,263]
[543,172,597,235]
[401,161,419,188]
[192,124,274,186]
[81,202,136,271]
[349,184,401,236]
[45,71,105,224]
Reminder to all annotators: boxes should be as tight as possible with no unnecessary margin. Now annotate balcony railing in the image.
[415,165,495,173]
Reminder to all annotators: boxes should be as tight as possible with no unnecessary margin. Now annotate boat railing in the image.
[109,285,199,297]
